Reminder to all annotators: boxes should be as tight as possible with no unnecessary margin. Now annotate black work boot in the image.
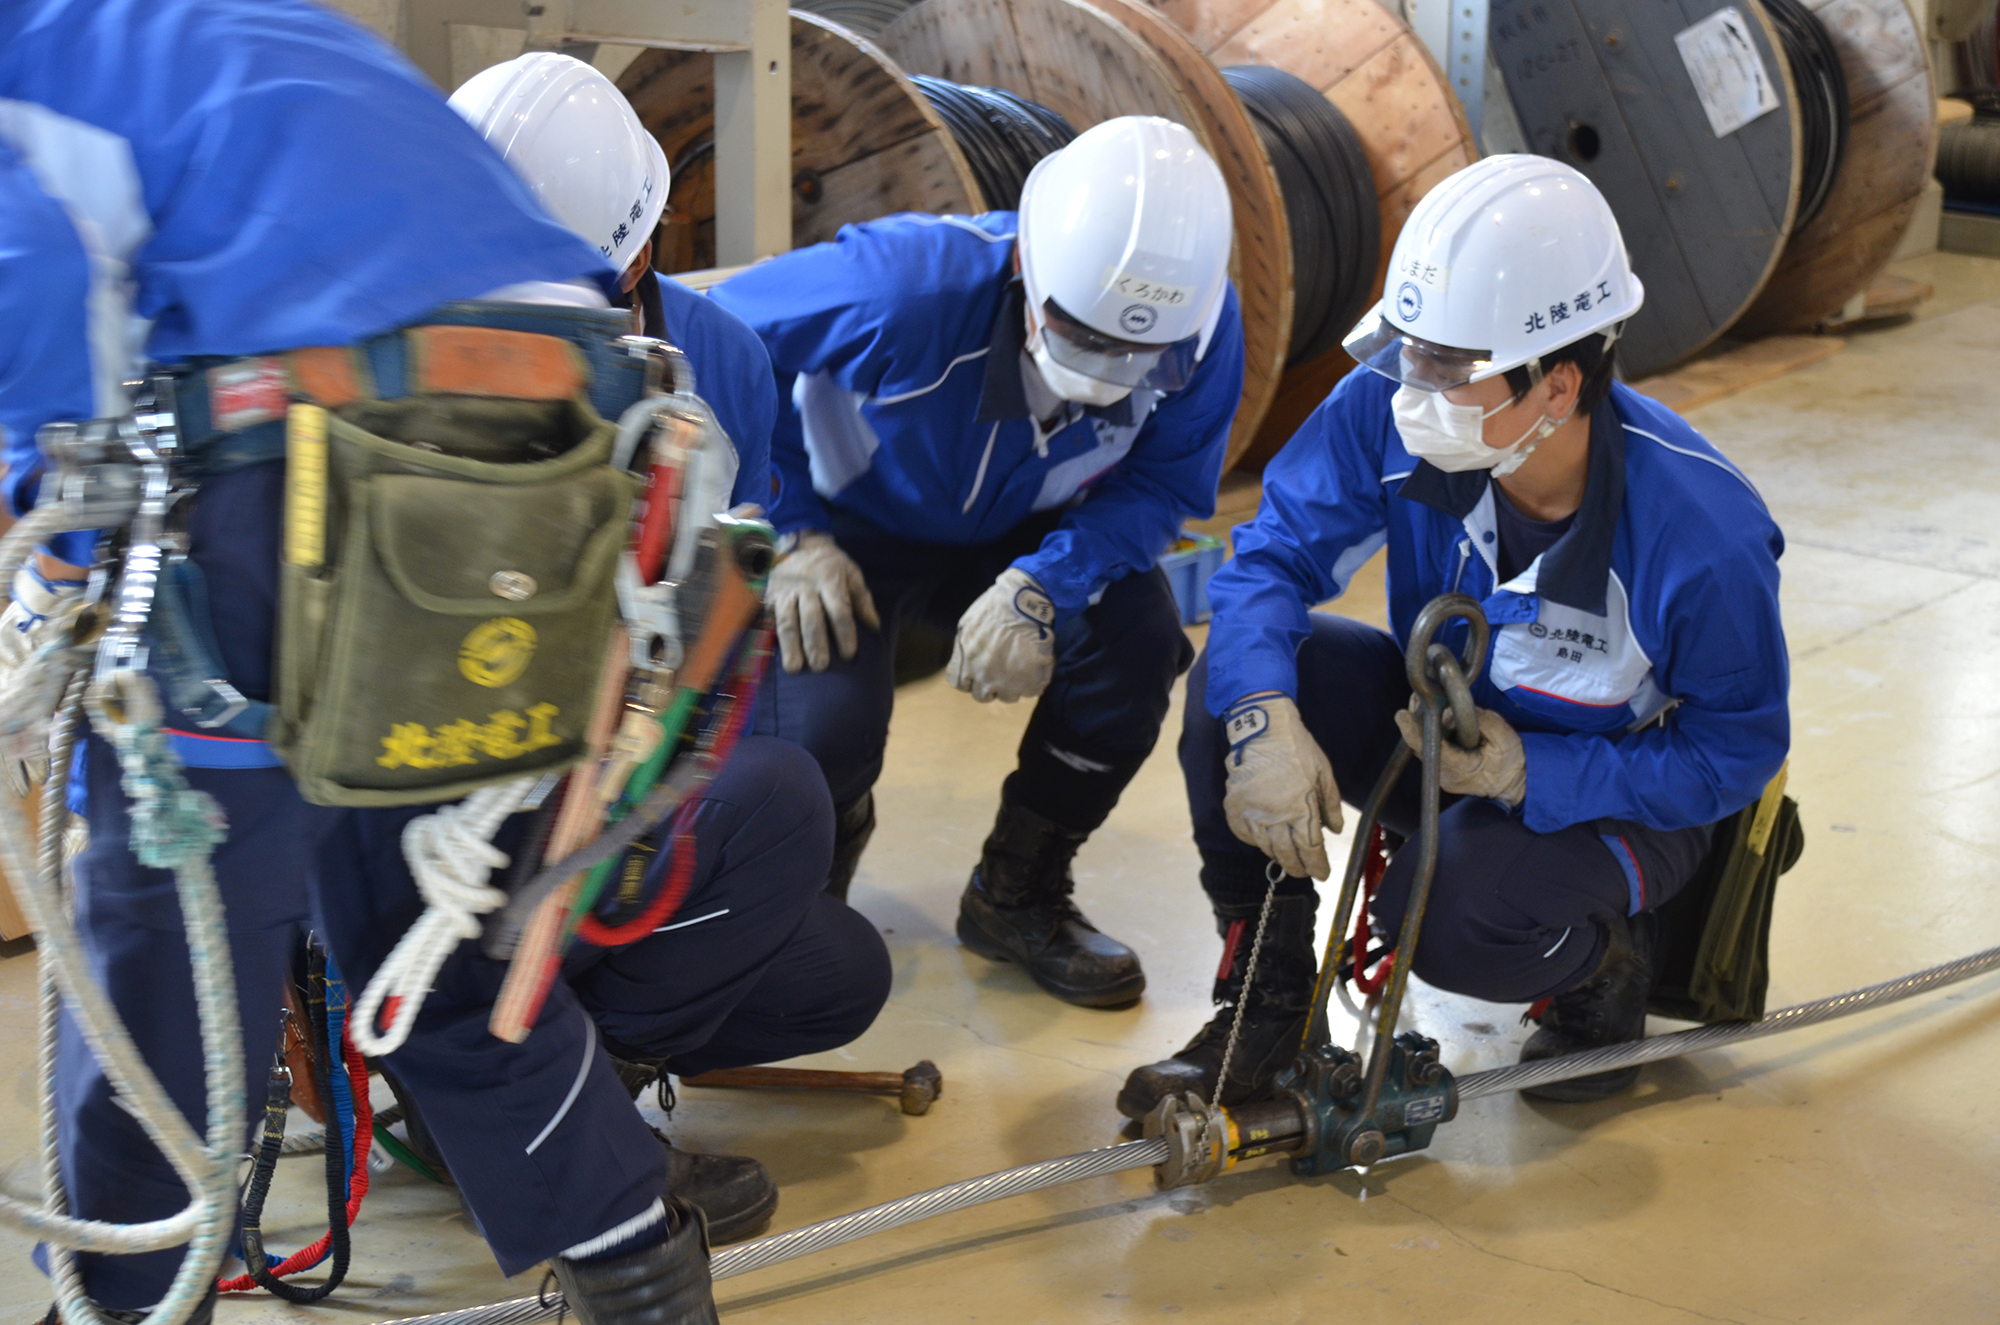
[956,801,1145,1008]
[1518,910,1658,1102]
[826,792,875,903]
[649,1126,777,1245]
[1117,891,1319,1120]
[549,1198,718,1325]
[600,1049,777,1243]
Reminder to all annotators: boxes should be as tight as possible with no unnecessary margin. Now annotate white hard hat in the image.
[449,52,670,274]
[1343,154,1644,392]
[1016,116,1233,393]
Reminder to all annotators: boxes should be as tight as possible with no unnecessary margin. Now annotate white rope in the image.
[350,777,537,1056]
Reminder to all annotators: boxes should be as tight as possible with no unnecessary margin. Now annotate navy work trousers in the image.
[1180,612,1713,1005]
[755,508,1194,834]
[55,474,887,1305]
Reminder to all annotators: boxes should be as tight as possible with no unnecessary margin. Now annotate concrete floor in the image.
[5,251,2000,1322]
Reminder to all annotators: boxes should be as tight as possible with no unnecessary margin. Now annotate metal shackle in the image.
[1403,593,1489,751]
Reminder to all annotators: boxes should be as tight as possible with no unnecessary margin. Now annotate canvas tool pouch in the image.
[272,326,640,806]
[1649,764,1805,1024]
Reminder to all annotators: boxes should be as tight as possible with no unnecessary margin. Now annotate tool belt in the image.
[153,303,656,806]
[1649,764,1805,1024]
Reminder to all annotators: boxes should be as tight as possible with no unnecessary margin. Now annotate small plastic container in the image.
[1157,531,1228,626]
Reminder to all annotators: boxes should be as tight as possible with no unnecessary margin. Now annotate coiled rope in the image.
[1762,0,1849,233]
[366,937,2000,1325]
[1222,64,1380,366]
[909,76,1077,212]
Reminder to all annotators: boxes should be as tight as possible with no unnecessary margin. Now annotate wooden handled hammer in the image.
[679,1061,943,1116]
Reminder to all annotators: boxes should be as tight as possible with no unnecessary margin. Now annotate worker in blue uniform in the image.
[442,51,888,1246]
[1120,156,1789,1120]
[714,116,1244,1009]
[0,6,876,1323]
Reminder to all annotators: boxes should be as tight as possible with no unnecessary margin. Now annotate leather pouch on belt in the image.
[273,355,639,807]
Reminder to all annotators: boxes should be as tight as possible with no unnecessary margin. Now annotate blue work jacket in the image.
[1208,368,1789,835]
[646,273,775,509]
[0,0,621,564]
[711,212,1245,617]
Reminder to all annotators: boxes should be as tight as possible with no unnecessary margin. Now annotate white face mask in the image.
[1391,384,1565,479]
[1027,317,1133,408]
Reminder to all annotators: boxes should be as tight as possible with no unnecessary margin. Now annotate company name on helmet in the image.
[601,173,657,258]
[1523,278,1615,337]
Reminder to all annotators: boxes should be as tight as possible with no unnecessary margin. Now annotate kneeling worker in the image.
[714,117,1243,1008]
[1122,156,1787,1118]
[428,53,890,1242]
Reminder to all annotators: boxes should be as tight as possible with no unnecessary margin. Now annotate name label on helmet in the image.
[1396,255,1449,292]
[1107,272,1192,308]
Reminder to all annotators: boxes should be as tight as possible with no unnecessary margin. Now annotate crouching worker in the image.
[426,51,888,1244]
[0,4,883,1322]
[713,117,1243,1008]
[1120,156,1788,1119]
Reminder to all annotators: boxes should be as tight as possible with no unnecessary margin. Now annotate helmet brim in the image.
[1340,311,1498,392]
[1039,298,1201,391]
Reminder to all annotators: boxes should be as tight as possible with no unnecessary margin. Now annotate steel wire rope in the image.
[908,76,1077,212]
[1762,0,1849,232]
[365,939,2000,1325]
[1221,64,1380,365]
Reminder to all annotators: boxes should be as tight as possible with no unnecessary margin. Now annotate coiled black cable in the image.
[909,76,1078,212]
[1937,119,2000,202]
[1221,64,1380,366]
[1762,0,1849,233]
[793,0,918,37]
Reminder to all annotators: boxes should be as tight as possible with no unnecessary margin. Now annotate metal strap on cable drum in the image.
[908,76,1078,211]
[1489,0,1801,378]
[1220,64,1379,366]
[1761,0,1849,233]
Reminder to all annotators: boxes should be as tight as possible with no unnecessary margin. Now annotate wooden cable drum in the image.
[1141,0,1482,466]
[616,12,983,273]
[878,0,1294,468]
[1488,0,1802,379]
[1733,0,1936,333]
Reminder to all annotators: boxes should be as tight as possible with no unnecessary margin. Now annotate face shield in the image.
[1034,298,1205,393]
[1340,312,1498,393]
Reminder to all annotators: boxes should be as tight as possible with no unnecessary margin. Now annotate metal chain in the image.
[1211,863,1283,1107]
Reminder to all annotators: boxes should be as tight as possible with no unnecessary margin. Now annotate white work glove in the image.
[1221,692,1342,881]
[0,562,88,796]
[1395,701,1527,808]
[767,530,880,673]
[946,567,1056,703]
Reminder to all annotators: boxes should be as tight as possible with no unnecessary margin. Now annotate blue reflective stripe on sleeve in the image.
[1600,833,1645,915]
[165,729,284,770]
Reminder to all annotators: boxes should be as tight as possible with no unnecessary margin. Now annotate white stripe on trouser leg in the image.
[560,1198,666,1261]
[1543,928,1571,960]
[525,1010,597,1156]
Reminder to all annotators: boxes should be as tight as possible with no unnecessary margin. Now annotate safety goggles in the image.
[1036,299,1204,392]
[1341,313,1500,393]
